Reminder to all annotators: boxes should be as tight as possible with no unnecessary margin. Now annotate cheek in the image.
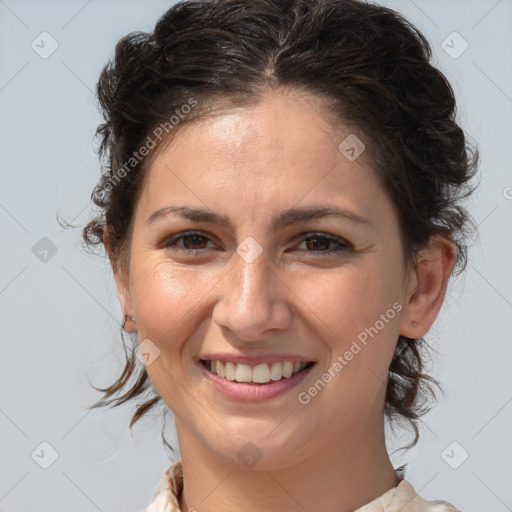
[128,261,216,403]
[298,262,403,388]
[130,259,214,341]
[297,265,400,337]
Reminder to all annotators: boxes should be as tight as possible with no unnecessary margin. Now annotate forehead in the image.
[135,89,389,226]
[153,92,339,164]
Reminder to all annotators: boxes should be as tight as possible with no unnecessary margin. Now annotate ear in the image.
[104,228,136,332]
[399,235,457,338]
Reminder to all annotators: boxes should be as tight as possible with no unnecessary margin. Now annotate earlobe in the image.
[399,236,457,338]
[122,313,137,332]
[115,277,136,331]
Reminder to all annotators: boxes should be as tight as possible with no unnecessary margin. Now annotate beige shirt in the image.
[145,459,460,511]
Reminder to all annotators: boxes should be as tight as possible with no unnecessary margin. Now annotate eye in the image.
[295,233,350,254]
[161,231,351,256]
[162,231,216,254]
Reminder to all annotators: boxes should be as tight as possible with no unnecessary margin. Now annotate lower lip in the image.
[198,362,316,401]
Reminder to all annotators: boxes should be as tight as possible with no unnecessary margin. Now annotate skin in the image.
[111,88,456,512]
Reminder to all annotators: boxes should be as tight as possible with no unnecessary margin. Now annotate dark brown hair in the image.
[83,0,478,453]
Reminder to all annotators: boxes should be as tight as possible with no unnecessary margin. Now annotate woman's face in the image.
[116,89,419,468]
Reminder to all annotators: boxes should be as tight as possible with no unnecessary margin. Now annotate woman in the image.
[84,0,478,510]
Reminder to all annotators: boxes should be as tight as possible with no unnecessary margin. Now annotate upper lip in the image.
[198,353,317,366]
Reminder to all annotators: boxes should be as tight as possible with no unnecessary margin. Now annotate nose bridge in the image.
[235,252,271,311]
[212,245,292,339]
[229,233,273,309]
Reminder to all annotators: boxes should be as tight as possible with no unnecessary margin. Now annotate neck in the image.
[175,420,400,512]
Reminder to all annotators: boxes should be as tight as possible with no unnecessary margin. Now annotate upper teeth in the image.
[207,360,309,383]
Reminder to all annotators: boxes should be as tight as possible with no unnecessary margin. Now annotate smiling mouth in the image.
[200,359,316,385]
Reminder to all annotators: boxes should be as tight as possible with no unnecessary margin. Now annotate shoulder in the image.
[395,480,462,512]
[424,501,461,511]
[356,479,462,512]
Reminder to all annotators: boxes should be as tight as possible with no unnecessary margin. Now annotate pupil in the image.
[307,237,328,251]
[185,235,205,249]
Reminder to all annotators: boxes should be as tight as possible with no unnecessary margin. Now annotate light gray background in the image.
[0,0,511,511]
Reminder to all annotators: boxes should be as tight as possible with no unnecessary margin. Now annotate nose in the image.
[211,249,293,344]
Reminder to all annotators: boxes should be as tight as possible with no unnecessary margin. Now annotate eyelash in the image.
[161,231,351,256]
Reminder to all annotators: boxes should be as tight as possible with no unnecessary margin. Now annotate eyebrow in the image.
[146,204,373,231]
